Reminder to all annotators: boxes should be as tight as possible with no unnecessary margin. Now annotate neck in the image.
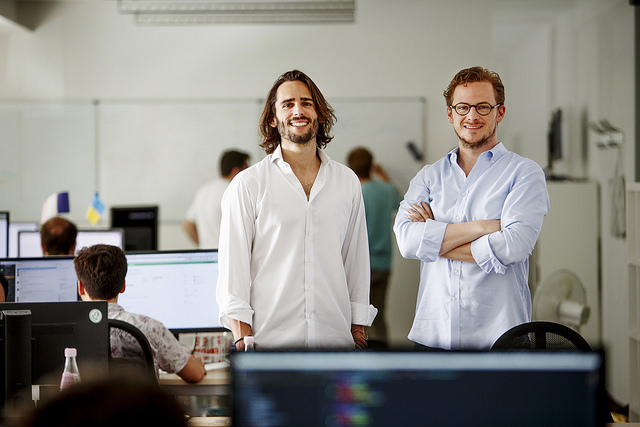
[280,139,319,169]
[457,140,498,176]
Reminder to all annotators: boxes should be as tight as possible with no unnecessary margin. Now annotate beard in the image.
[455,122,498,151]
[276,116,319,145]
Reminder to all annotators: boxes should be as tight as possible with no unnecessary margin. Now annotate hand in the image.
[351,326,368,350]
[408,202,434,222]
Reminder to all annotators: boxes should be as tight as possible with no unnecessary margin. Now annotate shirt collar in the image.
[447,142,506,164]
[270,143,330,165]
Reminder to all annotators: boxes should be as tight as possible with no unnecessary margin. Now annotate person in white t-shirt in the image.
[183,150,249,249]
[216,70,377,351]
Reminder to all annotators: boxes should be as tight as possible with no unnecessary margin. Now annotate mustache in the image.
[288,116,312,123]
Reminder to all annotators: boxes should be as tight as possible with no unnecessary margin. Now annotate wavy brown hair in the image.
[443,66,505,107]
[259,70,336,154]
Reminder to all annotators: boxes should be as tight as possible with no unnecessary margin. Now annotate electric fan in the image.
[532,269,590,331]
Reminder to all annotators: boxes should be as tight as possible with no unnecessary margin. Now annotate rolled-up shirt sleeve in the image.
[471,160,549,274]
[343,180,378,326]
[394,165,448,263]
[216,175,255,329]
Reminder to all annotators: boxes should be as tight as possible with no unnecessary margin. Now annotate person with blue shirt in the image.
[347,147,402,347]
[394,66,549,350]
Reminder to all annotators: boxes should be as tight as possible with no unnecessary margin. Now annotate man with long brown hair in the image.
[217,70,377,351]
[394,66,549,351]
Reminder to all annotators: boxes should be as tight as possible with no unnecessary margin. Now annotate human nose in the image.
[465,105,482,119]
[292,103,304,116]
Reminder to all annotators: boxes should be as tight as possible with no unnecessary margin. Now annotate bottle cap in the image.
[64,348,77,357]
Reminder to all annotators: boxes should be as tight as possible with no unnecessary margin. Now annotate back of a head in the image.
[220,150,250,177]
[15,377,188,427]
[40,216,78,255]
[74,244,128,300]
[347,147,373,179]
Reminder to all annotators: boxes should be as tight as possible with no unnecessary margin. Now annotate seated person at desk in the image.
[40,216,77,256]
[73,244,206,383]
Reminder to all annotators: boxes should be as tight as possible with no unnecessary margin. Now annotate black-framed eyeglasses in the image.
[450,103,501,116]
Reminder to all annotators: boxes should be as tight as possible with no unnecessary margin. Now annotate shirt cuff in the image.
[351,302,378,327]
[416,219,447,262]
[471,235,507,274]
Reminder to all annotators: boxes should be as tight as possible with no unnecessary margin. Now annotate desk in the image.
[159,368,230,418]
[158,368,230,396]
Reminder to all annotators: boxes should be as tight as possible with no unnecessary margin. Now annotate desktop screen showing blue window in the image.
[118,250,221,334]
[0,257,78,302]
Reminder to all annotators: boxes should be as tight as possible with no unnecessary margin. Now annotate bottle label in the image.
[60,371,80,389]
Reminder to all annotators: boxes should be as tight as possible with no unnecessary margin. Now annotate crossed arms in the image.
[407,201,500,263]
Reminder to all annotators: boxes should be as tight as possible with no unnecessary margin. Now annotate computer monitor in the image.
[0,212,8,259]
[8,222,38,258]
[117,250,222,334]
[0,301,109,413]
[231,351,608,427]
[0,257,78,302]
[17,229,124,257]
[110,206,158,251]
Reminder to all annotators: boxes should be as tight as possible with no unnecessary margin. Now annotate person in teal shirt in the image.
[347,147,402,347]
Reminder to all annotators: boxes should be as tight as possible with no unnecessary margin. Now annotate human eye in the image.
[476,103,492,114]
[455,104,470,114]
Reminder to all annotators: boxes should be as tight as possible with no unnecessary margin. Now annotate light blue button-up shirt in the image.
[394,143,549,350]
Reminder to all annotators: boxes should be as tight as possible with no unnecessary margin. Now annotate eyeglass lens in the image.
[453,103,495,116]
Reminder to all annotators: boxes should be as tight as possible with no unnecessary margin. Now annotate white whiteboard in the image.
[1,98,425,226]
[97,100,264,222]
[0,102,96,222]
[327,98,425,193]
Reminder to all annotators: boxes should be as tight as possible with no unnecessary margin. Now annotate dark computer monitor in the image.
[231,350,608,427]
[117,250,222,334]
[8,222,38,258]
[17,229,124,258]
[0,257,78,302]
[0,212,8,259]
[0,301,109,413]
[110,206,158,251]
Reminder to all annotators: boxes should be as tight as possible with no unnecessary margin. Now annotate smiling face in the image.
[447,81,505,152]
[270,80,319,147]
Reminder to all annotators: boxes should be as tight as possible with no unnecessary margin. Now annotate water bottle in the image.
[59,347,81,390]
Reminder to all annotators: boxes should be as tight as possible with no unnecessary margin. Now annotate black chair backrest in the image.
[491,321,592,351]
[108,318,157,384]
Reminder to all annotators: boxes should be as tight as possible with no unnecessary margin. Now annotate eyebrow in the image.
[279,97,314,105]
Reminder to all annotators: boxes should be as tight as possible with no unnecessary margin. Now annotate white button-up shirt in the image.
[216,145,377,349]
[394,143,549,350]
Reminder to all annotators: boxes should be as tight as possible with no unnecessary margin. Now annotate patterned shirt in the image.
[108,302,190,375]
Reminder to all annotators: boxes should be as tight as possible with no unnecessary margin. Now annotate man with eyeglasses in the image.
[394,66,549,351]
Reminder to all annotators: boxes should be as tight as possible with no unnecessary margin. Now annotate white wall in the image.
[0,0,635,402]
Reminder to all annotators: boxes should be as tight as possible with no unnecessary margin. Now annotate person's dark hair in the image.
[14,377,188,427]
[259,69,336,155]
[220,149,250,177]
[346,147,373,179]
[74,244,128,300]
[443,66,505,107]
[40,217,78,255]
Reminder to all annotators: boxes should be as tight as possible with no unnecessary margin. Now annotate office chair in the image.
[491,320,592,351]
[108,318,157,384]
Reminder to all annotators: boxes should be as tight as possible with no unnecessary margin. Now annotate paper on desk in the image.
[205,361,229,371]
